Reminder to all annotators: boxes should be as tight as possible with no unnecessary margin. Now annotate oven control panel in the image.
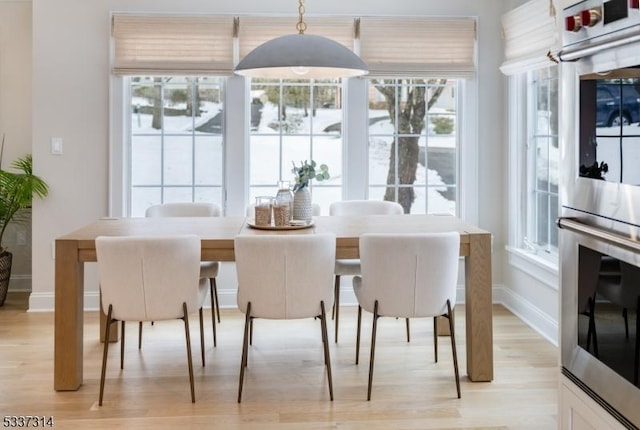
[562,0,640,47]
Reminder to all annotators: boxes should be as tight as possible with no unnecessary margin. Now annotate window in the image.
[115,14,477,219]
[248,78,343,213]
[524,67,559,255]
[367,78,458,214]
[128,76,225,216]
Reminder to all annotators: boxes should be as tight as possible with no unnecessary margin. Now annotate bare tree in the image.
[373,79,447,213]
[151,77,163,130]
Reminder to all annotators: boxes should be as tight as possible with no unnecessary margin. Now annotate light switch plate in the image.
[51,137,63,155]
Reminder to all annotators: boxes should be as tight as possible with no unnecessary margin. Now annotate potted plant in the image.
[291,160,330,191]
[291,160,329,222]
[0,134,49,306]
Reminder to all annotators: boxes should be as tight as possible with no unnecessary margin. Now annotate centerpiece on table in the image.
[291,160,329,222]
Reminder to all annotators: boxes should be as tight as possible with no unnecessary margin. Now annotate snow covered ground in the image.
[130,98,457,216]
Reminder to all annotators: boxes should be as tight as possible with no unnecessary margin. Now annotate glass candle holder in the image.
[254,196,273,226]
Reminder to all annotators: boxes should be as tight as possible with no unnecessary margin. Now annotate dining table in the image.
[54,214,493,391]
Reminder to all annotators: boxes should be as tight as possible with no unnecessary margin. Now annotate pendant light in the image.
[234,0,368,79]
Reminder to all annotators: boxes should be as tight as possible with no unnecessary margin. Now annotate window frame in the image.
[109,74,478,224]
[121,76,227,217]
[365,78,461,215]
[507,66,559,266]
[247,78,345,214]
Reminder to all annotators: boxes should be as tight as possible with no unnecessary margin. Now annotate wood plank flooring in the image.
[0,293,558,429]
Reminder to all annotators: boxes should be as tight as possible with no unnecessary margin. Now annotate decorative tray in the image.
[246,219,314,231]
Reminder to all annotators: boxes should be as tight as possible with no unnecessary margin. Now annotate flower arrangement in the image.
[291,160,330,191]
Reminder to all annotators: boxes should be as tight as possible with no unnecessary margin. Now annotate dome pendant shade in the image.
[234,33,368,79]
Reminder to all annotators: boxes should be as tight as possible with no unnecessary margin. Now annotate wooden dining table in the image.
[54,214,493,391]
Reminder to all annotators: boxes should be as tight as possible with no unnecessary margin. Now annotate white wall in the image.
[29,0,521,314]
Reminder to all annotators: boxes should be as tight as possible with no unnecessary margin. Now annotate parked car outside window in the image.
[596,82,640,127]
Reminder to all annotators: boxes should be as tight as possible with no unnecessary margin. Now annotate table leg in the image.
[54,240,84,391]
[465,232,493,382]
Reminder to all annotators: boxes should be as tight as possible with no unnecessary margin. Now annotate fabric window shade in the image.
[500,0,559,75]
[359,17,476,78]
[237,16,356,60]
[112,15,235,76]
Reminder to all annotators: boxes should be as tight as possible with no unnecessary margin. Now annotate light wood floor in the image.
[0,292,559,429]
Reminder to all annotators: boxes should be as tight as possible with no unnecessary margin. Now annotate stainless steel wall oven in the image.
[559,1,640,428]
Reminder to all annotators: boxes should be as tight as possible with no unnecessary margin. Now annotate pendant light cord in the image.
[296,0,307,34]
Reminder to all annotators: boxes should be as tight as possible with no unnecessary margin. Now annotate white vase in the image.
[293,187,313,222]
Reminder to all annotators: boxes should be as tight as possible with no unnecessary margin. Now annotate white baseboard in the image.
[27,282,560,348]
[28,291,101,313]
[495,284,558,346]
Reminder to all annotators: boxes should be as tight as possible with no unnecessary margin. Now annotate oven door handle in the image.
[558,27,640,62]
[557,217,640,253]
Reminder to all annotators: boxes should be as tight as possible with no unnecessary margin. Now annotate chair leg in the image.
[334,275,341,343]
[182,303,196,403]
[367,300,380,401]
[319,301,334,401]
[433,317,438,363]
[238,302,252,403]
[211,278,221,324]
[587,297,599,358]
[199,307,205,367]
[356,305,363,365]
[249,317,254,346]
[405,318,410,343]
[210,280,217,348]
[138,321,143,350]
[332,275,340,319]
[623,308,629,340]
[99,304,114,406]
[447,300,461,399]
[634,297,640,386]
[120,321,126,370]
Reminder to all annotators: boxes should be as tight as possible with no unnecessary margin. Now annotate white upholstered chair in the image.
[353,232,461,400]
[145,202,222,346]
[95,235,207,405]
[234,233,336,402]
[329,200,404,342]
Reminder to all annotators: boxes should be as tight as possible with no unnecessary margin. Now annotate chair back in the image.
[235,234,336,319]
[329,200,404,216]
[356,232,460,318]
[145,202,221,217]
[96,235,205,321]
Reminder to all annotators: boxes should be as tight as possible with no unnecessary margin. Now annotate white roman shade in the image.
[112,14,235,76]
[358,17,477,78]
[237,16,356,60]
[500,0,559,75]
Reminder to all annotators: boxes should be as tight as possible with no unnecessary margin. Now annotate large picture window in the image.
[248,78,343,214]
[367,79,458,215]
[128,76,225,216]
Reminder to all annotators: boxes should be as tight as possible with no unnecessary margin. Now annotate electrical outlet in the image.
[16,230,26,246]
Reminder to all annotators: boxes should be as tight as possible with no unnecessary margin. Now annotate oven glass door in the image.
[561,224,640,428]
[579,71,640,184]
[577,245,639,386]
